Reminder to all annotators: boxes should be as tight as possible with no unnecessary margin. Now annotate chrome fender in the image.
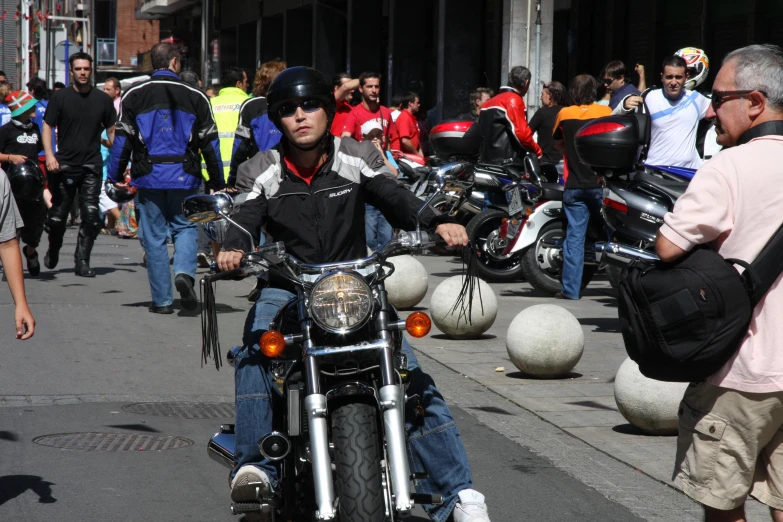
[507,200,563,254]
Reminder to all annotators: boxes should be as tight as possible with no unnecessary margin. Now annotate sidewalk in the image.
[410,253,771,520]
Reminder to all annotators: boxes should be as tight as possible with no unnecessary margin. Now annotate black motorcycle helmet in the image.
[7,160,44,201]
[104,179,137,203]
[266,67,335,150]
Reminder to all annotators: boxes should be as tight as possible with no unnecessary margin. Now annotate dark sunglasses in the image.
[278,98,325,118]
[602,77,617,85]
[711,90,768,109]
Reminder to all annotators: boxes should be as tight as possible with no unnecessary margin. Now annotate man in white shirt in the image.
[615,55,711,168]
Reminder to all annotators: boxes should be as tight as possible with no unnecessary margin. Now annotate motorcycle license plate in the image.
[507,187,524,216]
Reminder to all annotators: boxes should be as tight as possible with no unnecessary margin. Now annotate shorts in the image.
[674,382,783,510]
[99,182,118,213]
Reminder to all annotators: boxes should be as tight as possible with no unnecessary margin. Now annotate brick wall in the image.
[115,0,159,66]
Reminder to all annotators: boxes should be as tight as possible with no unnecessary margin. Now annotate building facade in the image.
[138,0,783,118]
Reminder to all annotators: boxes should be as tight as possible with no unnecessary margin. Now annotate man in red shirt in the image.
[340,72,394,148]
[395,91,422,156]
[329,72,359,137]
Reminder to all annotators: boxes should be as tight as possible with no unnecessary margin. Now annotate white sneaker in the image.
[452,489,491,522]
[230,465,272,503]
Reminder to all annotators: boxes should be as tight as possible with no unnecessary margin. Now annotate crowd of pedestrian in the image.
[0,27,781,522]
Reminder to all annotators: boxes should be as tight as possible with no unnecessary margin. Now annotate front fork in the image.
[376,289,413,515]
[300,296,336,521]
[301,289,413,521]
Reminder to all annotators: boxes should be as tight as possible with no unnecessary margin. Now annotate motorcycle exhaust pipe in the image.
[208,425,236,471]
[441,192,482,216]
[596,242,660,264]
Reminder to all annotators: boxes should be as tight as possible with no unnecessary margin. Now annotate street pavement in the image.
[0,228,771,521]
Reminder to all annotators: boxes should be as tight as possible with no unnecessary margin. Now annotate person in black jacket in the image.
[43,52,116,277]
[217,67,493,522]
[107,42,223,314]
[0,91,45,275]
[529,81,568,164]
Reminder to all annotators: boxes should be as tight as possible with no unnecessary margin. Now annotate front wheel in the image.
[519,220,596,295]
[465,209,524,282]
[332,402,385,522]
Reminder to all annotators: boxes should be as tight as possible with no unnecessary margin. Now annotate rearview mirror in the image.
[430,161,474,192]
[182,193,234,223]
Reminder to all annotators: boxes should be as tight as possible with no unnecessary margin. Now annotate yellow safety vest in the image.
[205,87,249,181]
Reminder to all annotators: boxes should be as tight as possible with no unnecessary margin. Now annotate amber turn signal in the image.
[260,330,286,358]
[406,312,432,338]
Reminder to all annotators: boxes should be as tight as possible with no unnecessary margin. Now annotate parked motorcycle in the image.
[184,162,473,522]
[469,156,601,292]
[573,110,691,287]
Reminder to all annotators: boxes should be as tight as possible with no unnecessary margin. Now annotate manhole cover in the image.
[33,432,194,451]
[122,402,235,419]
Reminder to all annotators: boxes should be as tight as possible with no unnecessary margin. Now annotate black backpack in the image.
[617,225,783,383]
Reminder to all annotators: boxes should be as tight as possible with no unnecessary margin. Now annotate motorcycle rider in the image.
[615,52,711,168]
[217,66,492,522]
[478,65,542,164]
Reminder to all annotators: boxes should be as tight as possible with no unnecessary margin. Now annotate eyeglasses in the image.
[602,77,617,85]
[711,90,768,109]
[278,99,325,118]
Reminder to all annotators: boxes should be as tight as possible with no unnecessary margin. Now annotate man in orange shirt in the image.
[552,74,612,299]
[395,92,423,156]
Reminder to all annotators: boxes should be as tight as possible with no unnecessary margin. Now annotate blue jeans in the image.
[561,187,603,299]
[136,188,199,306]
[365,204,393,251]
[233,287,474,522]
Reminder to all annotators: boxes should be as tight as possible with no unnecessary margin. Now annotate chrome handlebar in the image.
[237,231,435,285]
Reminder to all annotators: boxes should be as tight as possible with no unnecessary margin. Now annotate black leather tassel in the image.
[448,241,485,326]
[200,277,223,370]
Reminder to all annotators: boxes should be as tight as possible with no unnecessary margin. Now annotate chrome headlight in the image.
[309,272,373,334]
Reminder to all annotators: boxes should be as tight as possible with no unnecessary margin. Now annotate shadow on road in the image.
[0,475,57,505]
[0,431,18,441]
[429,270,465,278]
[430,334,496,341]
[565,400,618,412]
[106,424,160,433]
[469,406,514,416]
[505,371,583,380]
[579,317,619,332]
[26,267,136,281]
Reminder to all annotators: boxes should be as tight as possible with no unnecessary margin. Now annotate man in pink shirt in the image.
[657,44,783,522]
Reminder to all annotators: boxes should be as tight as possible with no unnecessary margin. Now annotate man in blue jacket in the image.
[107,42,223,314]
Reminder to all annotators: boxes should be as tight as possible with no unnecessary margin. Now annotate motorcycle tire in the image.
[519,220,597,295]
[465,209,524,282]
[332,402,385,522]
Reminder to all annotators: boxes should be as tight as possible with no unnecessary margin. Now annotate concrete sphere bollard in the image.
[614,357,689,435]
[430,276,497,339]
[506,304,584,378]
[385,255,429,309]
